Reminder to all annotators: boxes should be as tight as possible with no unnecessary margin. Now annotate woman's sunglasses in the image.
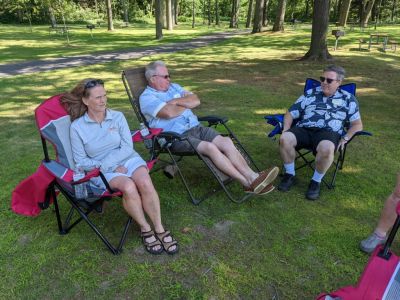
[84,79,104,90]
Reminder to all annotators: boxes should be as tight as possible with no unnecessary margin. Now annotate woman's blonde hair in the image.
[60,79,104,121]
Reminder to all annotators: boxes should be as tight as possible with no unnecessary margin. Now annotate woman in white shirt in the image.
[62,79,178,255]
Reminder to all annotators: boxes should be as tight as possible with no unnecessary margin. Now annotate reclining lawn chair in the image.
[122,67,260,205]
[317,202,400,299]
[265,78,372,189]
[33,94,156,254]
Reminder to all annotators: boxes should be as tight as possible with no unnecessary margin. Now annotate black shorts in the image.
[287,127,341,154]
[170,125,220,152]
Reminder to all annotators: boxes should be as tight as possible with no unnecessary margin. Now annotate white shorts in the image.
[91,156,147,189]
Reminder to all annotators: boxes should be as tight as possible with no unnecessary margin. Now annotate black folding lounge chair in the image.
[265,78,372,189]
[122,67,260,205]
[35,94,156,254]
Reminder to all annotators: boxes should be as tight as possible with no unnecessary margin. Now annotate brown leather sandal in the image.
[141,230,163,255]
[156,230,179,255]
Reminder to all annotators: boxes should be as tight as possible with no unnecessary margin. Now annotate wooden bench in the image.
[384,40,398,52]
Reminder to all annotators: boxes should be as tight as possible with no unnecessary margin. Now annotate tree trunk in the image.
[106,0,114,31]
[215,0,220,25]
[302,0,332,61]
[252,0,265,33]
[272,0,286,31]
[304,0,311,19]
[122,0,129,23]
[246,0,254,28]
[192,0,196,27]
[230,0,241,28]
[391,0,397,21]
[263,0,270,26]
[48,6,57,27]
[208,0,212,25]
[166,0,173,30]
[338,0,352,26]
[161,0,167,28]
[361,0,376,27]
[174,0,179,24]
[155,0,163,39]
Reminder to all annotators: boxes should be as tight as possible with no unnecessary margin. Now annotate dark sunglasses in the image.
[153,74,171,79]
[84,79,104,90]
[319,76,337,84]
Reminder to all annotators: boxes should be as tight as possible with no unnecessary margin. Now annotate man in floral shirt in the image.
[278,65,363,200]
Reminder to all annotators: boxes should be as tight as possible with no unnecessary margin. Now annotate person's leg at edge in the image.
[109,175,162,252]
[196,140,250,187]
[131,167,176,252]
[279,131,297,174]
[314,140,335,180]
[212,135,260,185]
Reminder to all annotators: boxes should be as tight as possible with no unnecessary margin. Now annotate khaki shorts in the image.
[171,125,220,152]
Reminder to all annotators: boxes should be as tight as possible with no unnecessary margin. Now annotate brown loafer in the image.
[248,166,279,193]
[244,183,275,195]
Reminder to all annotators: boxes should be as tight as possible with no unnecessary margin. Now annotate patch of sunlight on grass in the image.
[213,79,237,83]
[254,108,286,115]
[357,87,379,95]
[0,103,38,117]
[341,166,364,174]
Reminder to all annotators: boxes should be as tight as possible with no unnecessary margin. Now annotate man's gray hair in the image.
[324,65,346,81]
[145,61,166,81]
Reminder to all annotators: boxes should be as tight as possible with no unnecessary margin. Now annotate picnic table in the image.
[368,33,389,50]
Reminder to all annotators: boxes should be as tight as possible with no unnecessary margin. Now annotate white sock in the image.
[284,163,295,176]
[312,170,325,183]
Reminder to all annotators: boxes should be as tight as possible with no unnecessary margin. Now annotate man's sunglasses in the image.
[153,74,171,79]
[319,76,338,84]
[84,79,104,90]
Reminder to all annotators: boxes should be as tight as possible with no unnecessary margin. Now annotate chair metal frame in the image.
[122,67,260,205]
[35,95,150,255]
[265,78,372,189]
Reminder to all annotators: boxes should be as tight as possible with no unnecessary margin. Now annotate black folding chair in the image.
[122,67,260,205]
[35,94,156,254]
[265,78,372,189]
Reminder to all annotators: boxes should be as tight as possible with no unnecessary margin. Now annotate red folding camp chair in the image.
[29,94,156,254]
[317,202,400,299]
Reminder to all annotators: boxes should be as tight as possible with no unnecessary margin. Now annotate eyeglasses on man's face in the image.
[84,79,104,90]
[153,74,171,79]
[319,76,338,84]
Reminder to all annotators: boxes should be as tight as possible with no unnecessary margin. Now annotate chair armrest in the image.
[264,114,284,138]
[132,128,163,142]
[198,115,228,125]
[347,130,372,143]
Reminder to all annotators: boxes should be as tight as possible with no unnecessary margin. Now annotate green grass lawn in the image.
[1,23,400,299]
[0,23,228,64]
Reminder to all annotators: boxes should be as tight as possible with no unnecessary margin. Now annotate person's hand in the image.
[181,91,193,97]
[337,136,349,152]
[114,165,128,174]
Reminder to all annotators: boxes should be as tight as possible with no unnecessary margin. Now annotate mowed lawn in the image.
[0,23,400,299]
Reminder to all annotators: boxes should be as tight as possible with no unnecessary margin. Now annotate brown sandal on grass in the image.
[156,230,179,255]
[141,230,163,255]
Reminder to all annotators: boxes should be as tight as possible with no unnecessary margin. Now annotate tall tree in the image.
[252,0,265,32]
[122,0,129,23]
[302,0,332,60]
[262,0,270,26]
[192,0,196,27]
[361,0,376,27]
[272,0,287,31]
[391,0,397,21]
[208,0,212,25]
[174,0,179,24]
[230,0,240,28]
[215,0,220,25]
[155,0,163,39]
[106,0,114,30]
[338,0,352,26]
[166,0,173,29]
[246,0,254,28]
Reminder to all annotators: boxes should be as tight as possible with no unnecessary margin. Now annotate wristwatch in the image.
[342,136,350,142]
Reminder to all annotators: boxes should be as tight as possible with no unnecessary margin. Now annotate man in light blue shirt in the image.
[140,61,279,195]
